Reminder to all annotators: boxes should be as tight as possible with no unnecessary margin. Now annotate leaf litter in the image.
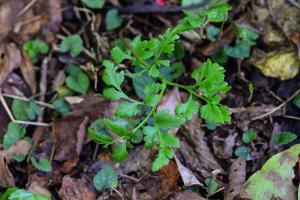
[0,0,300,199]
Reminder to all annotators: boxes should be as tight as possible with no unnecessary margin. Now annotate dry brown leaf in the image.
[0,0,23,40]
[0,139,31,160]
[179,116,223,178]
[224,158,246,200]
[2,73,32,97]
[0,43,21,87]
[76,117,89,155]
[50,94,112,172]
[27,181,52,198]
[172,190,206,200]
[20,52,36,94]
[119,145,151,174]
[0,0,62,41]
[174,154,203,187]
[53,116,84,162]
[213,132,237,159]
[58,176,96,200]
[0,156,15,187]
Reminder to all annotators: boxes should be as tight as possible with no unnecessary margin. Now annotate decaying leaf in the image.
[224,158,246,200]
[254,51,300,80]
[172,190,206,200]
[50,94,111,172]
[0,0,62,41]
[20,52,36,94]
[0,43,21,87]
[252,0,300,40]
[213,132,237,159]
[174,154,203,187]
[27,181,51,198]
[0,156,15,187]
[27,173,51,198]
[58,176,96,200]
[179,116,223,178]
[76,117,89,155]
[0,139,31,160]
[239,144,300,200]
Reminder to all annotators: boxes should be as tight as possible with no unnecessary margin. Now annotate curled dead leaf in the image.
[76,117,89,155]
[174,154,203,187]
[212,132,237,159]
[0,156,15,187]
[0,43,21,88]
[20,51,36,94]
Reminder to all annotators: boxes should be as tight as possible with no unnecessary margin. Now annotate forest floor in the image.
[0,0,300,199]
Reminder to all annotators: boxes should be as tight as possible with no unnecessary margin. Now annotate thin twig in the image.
[283,115,300,121]
[119,174,140,182]
[38,58,49,122]
[92,144,99,160]
[2,93,54,109]
[0,91,50,126]
[287,0,300,8]
[251,88,300,121]
[112,188,125,200]
[50,123,56,162]
[207,187,225,198]
[17,0,38,16]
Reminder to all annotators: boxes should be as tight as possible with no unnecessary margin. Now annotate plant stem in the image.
[162,79,208,102]
[123,92,143,104]
[132,82,167,133]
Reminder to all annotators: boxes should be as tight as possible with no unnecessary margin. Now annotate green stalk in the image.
[132,82,167,133]
[162,79,208,102]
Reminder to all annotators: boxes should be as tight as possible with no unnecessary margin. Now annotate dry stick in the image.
[283,114,300,121]
[1,93,54,109]
[0,90,50,126]
[37,58,48,122]
[17,0,38,16]
[207,187,225,198]
[287,0,300,8]
[119,174,140,182]
[112,188,125,200]
[251,88,300,121]
[50,123,56,162]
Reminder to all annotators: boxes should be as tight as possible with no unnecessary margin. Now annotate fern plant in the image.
[89,2,232,171]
